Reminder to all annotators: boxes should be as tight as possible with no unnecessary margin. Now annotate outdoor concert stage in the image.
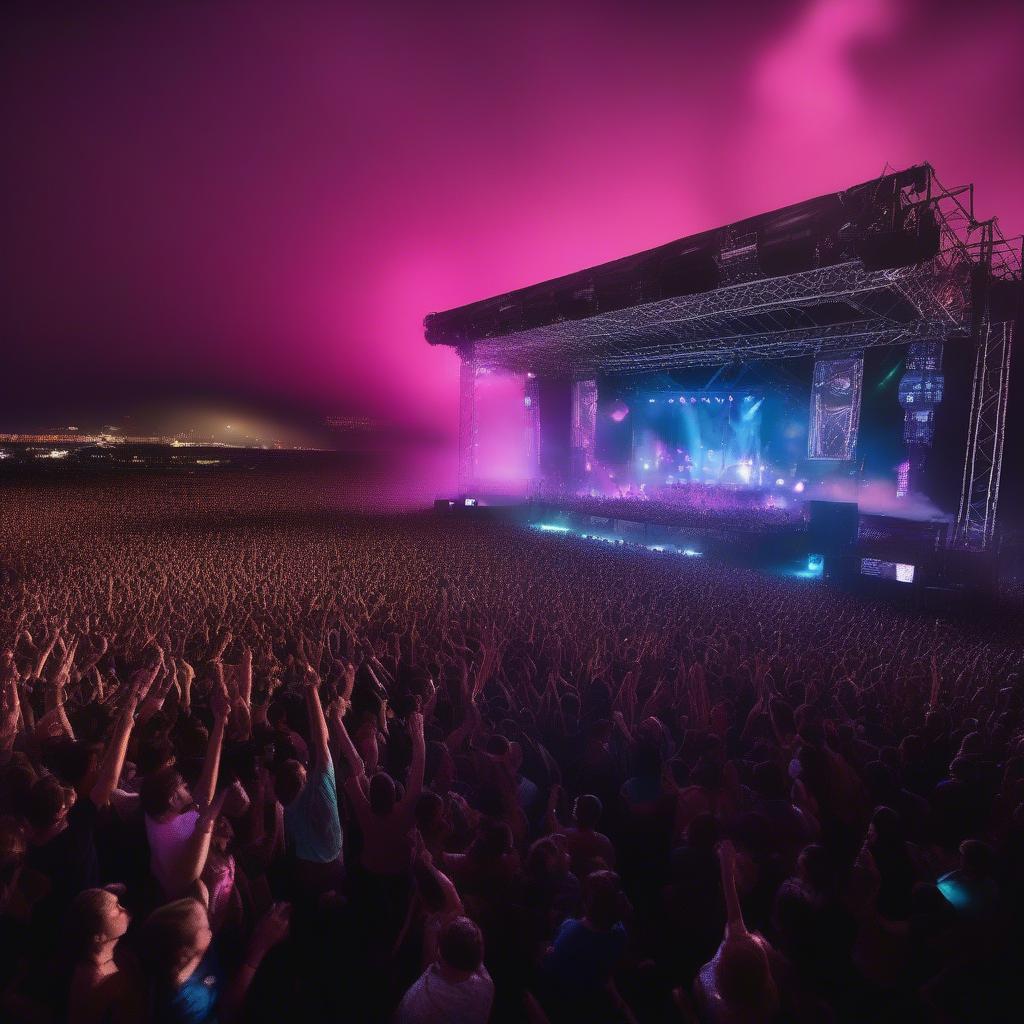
[425,165,1021,591]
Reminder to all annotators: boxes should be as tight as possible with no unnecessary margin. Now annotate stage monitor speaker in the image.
[806,500,859,548]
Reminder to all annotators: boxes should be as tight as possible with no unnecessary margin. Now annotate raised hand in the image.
[0,652,21,747]
[211,684,231,722]
[212,630,233,662]
[409,700,425,739]
[249,902,291,961]
[716,838,737,877]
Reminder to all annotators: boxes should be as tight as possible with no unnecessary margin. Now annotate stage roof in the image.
[424,165,997,375]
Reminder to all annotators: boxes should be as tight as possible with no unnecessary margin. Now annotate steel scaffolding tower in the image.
[457,349,478,492]
[955,318,1014,549]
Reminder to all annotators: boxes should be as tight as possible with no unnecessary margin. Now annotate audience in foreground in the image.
[0,473,1021,1022]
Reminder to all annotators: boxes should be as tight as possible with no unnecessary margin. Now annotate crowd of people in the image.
[1,468,1022,1023]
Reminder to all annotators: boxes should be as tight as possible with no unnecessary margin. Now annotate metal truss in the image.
[457,349,478,491]
[954,319,1014,550]
[570,378,598,478]
[469,256,971,375]
[524,374,541,484]
[807,354,864,460]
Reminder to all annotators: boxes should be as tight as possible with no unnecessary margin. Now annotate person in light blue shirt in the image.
[276,663,343,892]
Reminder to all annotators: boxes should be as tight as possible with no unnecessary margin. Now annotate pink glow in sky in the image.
[1,0,1021,439]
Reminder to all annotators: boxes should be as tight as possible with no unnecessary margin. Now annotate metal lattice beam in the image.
[570,378,598,479]
[954,319,1014,550]
[467,257,970,375]
[457,350,478,491]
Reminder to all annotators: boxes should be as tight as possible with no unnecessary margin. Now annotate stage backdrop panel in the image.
[808,354,864,460]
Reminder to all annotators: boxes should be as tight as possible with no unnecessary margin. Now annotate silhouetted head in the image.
[716,936,775,1013]
[65,887,131,961]
[573,793,603,830]
[438,916,484,975]
[369,772,396,815]
[141,766,192,819]
[583,870,623,930]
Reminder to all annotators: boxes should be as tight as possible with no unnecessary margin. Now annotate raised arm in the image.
[89,687,141,807]
[333,709,370,806]
[0,652,21,759]
[301,664,330,771]
[717,840,748,938]
[219,903,291,1023]
[400,707,425,810]
[171,786,230,897]
[33,624,62,682]
[545,783,566,834]
[194,685,230,813]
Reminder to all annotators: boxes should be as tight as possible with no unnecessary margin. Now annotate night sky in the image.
[2,0,1022,441]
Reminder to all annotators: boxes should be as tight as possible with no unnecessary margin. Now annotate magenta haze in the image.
[2,1,1023,439]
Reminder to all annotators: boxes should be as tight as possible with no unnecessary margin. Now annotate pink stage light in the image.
[609,401,629,423]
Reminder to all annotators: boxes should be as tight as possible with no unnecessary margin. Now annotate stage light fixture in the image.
[776,478,786,486]
[794,481,806,493]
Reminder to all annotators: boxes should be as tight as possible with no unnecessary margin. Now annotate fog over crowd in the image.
[0,471,1021,1023]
